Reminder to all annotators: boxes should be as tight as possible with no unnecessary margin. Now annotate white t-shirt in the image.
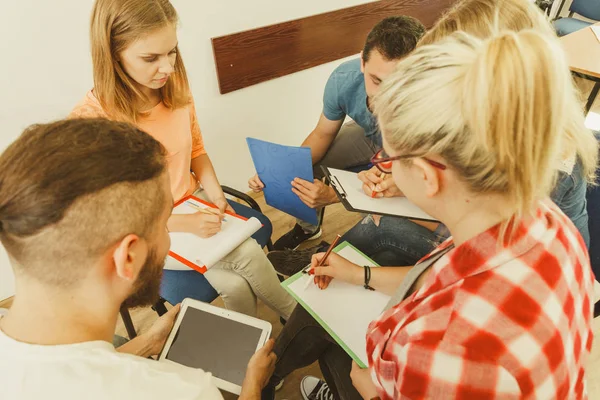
[0,320,223,400]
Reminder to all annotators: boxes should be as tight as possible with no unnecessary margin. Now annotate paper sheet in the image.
[164,198,262,272]
[328,168,436,221]
[592,26,600,43]
[282,242,391,367]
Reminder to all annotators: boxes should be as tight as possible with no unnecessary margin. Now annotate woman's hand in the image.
[309,252,362,290]
[186,211,224,238]
[350,362,379,400]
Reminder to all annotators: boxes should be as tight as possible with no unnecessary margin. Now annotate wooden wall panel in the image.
[212,0,455,94]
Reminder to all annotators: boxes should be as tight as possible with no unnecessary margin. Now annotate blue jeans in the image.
[339,215,448,266]
[551,160,589,247]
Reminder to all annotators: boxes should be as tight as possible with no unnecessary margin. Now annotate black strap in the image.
[364,265,375,291]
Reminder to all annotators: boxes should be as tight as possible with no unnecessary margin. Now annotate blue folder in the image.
[246,138,319,226]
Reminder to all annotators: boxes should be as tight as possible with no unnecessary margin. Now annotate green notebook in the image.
[281,241,391,368]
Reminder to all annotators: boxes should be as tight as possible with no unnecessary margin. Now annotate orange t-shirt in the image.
[70,91,207,201]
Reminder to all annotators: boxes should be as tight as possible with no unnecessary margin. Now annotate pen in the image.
[371,173,386,198]
[186,201,228,222]
[304,234,342,290]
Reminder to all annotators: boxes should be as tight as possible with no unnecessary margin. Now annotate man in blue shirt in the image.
[249,16,426,250]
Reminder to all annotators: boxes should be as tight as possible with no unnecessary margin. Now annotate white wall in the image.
[0,0,374,301]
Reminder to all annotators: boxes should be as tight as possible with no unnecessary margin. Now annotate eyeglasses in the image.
[370,149,447,173]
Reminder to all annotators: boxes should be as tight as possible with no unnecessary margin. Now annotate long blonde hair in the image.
[374,30,589,223]
[418,0,597,184]
[90,0,191,122]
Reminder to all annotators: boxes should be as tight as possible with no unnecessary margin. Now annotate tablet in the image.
[158,298,272,395]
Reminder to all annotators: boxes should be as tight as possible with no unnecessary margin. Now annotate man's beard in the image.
[121,248,165,309]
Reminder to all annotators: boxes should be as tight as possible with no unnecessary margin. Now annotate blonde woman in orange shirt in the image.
[71,0,296,319]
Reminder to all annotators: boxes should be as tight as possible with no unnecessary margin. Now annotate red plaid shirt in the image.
[366,201,594,399]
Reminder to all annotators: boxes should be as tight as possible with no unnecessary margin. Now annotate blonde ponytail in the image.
[373,30,597,223]
[417,0,598,185]
[462,31,568,211]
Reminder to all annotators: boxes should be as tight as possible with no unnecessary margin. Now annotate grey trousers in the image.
[298,122,378,232]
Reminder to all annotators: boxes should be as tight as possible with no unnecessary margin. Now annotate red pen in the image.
[371,173,387,198]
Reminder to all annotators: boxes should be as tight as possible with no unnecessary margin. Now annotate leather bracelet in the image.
[364,265,375,291]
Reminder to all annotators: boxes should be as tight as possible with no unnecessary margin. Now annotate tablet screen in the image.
[165,307,263,385]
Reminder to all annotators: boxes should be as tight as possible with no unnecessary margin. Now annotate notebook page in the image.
[284,242,390,367]
[164,198,262,271]
[329,168,435,221]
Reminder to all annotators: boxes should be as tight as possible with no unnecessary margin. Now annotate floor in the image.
[2,80,600,400]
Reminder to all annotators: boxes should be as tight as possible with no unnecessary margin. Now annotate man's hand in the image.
[358,166,403,198]
[350,361,379,400]
[240,339,277,399]
[143,304,181,357]
[248,174,265,193]
[291,178,338,208]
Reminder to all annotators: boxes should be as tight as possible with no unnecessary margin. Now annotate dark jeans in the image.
[262,306,361,400]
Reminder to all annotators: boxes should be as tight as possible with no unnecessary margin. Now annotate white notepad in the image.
[282,242,391,367]
[164,196,262,273]
[327,168,436,221]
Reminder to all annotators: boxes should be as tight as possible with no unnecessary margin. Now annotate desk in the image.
[561,23,600,114]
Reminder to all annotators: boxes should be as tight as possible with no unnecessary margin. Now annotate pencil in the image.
[303,234,342,290]
[371,173,387,198]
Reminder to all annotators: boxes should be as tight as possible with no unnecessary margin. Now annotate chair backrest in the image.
[586,133,600,281]
[586,183,600,280]
[570,0,600,21]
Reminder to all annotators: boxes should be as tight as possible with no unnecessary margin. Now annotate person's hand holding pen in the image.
[186,208,225,238]
[357,166,404,198]
[167,202,227,239]
[308,252,363,290]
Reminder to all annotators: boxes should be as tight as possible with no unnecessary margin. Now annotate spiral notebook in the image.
[164,196,262,274]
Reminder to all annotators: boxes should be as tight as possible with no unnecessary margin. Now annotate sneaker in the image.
[273,224,322,251]
[267,241,329,276]
[301,376,334,400]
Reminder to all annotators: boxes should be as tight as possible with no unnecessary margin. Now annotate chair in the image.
[586,164,600,317]
[119,185,274,338]
[585,131,600,317]
[554,0,600,37]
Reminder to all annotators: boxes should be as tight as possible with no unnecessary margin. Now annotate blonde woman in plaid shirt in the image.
[304,30,598,399]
